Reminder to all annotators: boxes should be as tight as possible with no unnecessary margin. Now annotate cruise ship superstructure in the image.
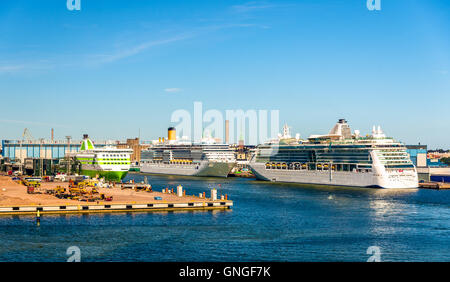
[140,127,236,177]
[249,119,418,188]
[74,135,133,181]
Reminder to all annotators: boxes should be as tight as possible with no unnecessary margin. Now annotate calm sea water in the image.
[1,173,449,262]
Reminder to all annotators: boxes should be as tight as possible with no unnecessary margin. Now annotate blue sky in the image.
[0,0,449,148]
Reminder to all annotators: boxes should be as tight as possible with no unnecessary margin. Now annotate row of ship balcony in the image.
[264,162,373,172]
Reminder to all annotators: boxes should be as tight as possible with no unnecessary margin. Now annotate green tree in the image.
[441,157,450,166]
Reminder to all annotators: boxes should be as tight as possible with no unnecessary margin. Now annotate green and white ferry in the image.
[74,135,133,181]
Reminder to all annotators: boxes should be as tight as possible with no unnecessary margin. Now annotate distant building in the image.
[117,138,151,164]
[1,139,113,161]
[406,145,427,167]
[407,145,450,183]
[427,151,450,167]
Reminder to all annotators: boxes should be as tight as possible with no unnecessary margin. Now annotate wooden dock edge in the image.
[0,201,233,216]
[419,182,450,189]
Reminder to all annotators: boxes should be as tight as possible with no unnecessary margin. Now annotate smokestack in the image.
[51,128,54,142]
[168,127,176,141]
[225,120,229,144]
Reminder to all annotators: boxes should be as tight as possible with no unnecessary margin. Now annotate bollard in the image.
[177,185,183,197]
[36,210,40,226]
[211,188,217,201]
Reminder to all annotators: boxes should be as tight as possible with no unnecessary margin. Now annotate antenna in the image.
[39,138,44,177]
[65,136,72,175]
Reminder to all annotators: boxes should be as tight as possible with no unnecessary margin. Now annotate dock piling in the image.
[36,210,40,226]
[211,188,217,201]
[177,185,183,197]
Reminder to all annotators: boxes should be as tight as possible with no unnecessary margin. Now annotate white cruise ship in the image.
[74,135,133,181]
[249,119,418,189]
[140,127,236,177]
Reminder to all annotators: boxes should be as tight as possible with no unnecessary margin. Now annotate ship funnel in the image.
[329,119,352,139]
[168,127,176,141]
[80,134,95,151]
[372,125,386,138]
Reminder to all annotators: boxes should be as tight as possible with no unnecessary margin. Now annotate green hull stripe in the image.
[81,170,128,181]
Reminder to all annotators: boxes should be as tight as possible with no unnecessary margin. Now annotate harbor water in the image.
[0,173,449,261]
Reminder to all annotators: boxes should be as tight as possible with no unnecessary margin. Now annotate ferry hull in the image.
[140,162,235,178]
[250,163,418,189]
[81,169,128,181]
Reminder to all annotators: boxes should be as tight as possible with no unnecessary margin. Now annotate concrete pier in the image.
[419,182,450,190]
[0,200,233,215]
[0,175,233,216]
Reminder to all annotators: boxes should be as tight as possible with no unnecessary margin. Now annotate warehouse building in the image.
[1,139,112,162]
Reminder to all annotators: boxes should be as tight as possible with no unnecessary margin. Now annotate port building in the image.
[1,139,111,162]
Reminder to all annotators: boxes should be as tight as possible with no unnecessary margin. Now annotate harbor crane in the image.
[19,128,34,173]
[22,128,34,141]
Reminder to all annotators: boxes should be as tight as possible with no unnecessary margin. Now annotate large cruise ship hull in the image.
[140,161,235,178]
[250,162,418,189]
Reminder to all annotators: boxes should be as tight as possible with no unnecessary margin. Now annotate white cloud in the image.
[231,1,276,13]
[90,34,193,65]
[0,62,53,75]
[0,119,69,128]
[164,88,182,93]
[2,20,270,70]
[0,65,25,74]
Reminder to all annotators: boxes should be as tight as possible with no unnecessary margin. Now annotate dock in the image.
[0,175,232,216]
[419,182,450,190]
[0,201,232,216]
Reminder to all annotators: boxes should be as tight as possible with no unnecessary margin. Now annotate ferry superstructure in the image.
[140,127,236,177]
[249,119,418,188]
[74,135,133,181]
